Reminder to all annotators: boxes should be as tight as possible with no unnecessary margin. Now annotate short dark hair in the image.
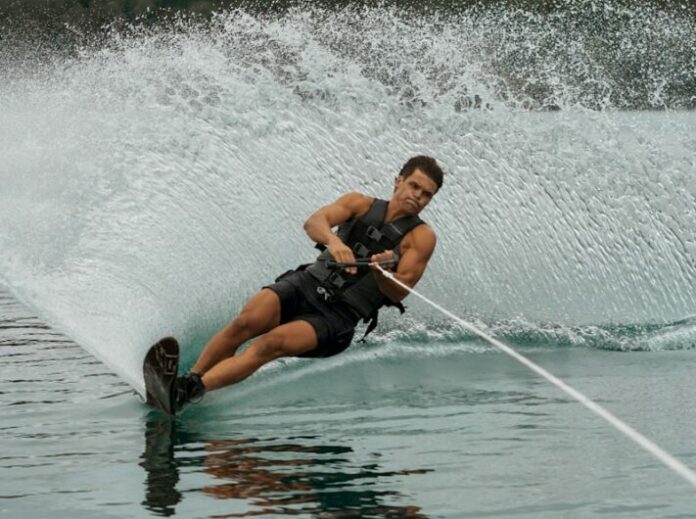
[399,155,444,191]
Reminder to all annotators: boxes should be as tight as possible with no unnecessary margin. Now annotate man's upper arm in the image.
[394,225,437,288]
[306,192,372,228]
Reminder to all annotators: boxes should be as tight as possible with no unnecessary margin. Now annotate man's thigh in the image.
[229,288,282,335]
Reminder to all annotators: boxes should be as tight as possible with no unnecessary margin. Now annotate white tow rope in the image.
[376,265,696,490]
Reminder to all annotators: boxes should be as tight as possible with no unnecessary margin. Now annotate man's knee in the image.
[252,321,318,359]
[233,291,280,332]
[249,333,287,361]
[225,300,280,339]
[227,312,254,336]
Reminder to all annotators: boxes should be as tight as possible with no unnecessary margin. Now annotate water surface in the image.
[3,290,696,518]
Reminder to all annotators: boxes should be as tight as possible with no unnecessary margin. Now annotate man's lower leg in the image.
[191,290,282,375]
[174,343,275,411]
[191,328,249,375]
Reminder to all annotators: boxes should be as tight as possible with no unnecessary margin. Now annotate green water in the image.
[2,290,696,518]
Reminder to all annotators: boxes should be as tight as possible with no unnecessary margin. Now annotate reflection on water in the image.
[140,415,431,518]
[141,419,182,516]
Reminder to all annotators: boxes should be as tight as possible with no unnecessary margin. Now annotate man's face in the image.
[393,169,438,215]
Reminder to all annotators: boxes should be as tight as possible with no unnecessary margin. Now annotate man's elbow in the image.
[303,215,315,233]
[392,288,409,302]
[385,276,414,302]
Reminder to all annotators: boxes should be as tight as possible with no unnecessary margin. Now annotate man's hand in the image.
[304,193,373,276]
[327,236,358,275]
[370,250,397,271]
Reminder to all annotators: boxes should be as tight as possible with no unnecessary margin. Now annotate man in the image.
[174,155,444,409]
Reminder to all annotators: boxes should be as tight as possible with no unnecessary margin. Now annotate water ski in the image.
[143,336,179,415]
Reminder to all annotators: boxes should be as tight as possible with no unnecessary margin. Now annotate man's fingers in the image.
[339,250,357,274]
[369,250,395,271]
[347,253,357,274]
[328,241,358,274]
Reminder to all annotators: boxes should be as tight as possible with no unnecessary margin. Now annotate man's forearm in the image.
[373,271,409,302]
[303,216,340,247]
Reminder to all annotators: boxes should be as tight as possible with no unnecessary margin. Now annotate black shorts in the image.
[263,269,360,358]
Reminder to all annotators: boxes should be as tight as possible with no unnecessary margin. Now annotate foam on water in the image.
[1,2,695,392]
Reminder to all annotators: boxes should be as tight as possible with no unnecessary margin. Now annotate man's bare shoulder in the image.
[335,192,374,217]
[403,223,437,257]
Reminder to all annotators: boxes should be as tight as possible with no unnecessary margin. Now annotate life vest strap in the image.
[305,198,425,325]
[357,299,406,343]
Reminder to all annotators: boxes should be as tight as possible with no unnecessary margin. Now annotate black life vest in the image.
[305,198,425,337]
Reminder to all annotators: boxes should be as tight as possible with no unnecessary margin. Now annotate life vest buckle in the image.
[327,271,346,289]
[366,226,383,242]
[352,242,369,258]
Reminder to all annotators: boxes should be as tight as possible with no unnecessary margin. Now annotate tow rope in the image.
[375,264,696,490]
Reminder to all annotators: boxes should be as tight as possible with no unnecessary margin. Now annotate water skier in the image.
[173,155,444,410]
